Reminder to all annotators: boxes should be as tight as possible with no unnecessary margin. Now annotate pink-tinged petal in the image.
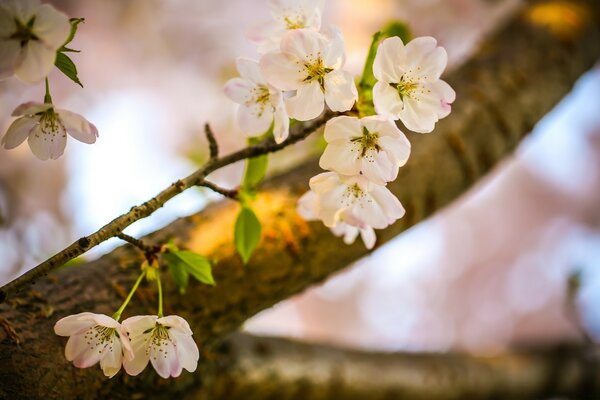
[360,227,376,249]
[119,325,134,361]
[260,52,304,91]
[237,104,273,137]
[12,102,51,116]
[99,338,123,378]
[324,116,361,142]
[431,79,456,118]
[297,191,318,220]
[323,25,345,69]
[14,40,56,83]
[0,39,19,80]
[123,335,150,376]
[331,223,359,245]
[373,36,405,83]
[320,140,360,176]
[224,77,255,105]
[54,312,98,336]
[324,70,357,112]
[72,340,105,369]
[87,314,119,329]
[285,81,324,121]
[378,135,411,168]
[27,124,64,160]
[236,57,265,85]
[280,29,327,63]
[58,109,98,144]
[122,315,158,336]
[157,315,193,335]
[65,333,88,361]
[272,104,289,143]
[373,81,403,119]
[1,116,36,149]
[32,3,70,49]
[404,36,447,81]
[150,340,180,379]
[171,330,199,373]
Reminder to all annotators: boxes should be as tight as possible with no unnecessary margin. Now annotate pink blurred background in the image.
[1,0,599,354]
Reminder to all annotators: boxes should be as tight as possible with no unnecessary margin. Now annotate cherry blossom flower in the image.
[248,0,324,54]
[260,28,357,121]
[1,102,98,160]
[373,36,456,133]
[303,171,404,230]
[54,312,133,378]
[320,115,411,185]
[298,190,377,249]
[122,315,199,379]
[0,0,70,83]
[224,57,289,143]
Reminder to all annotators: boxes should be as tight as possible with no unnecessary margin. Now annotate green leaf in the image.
[163,253,189,293]
[242,155,268,193]
[172,251,215,286]
[55,52,83,87]
[234,206,262,264]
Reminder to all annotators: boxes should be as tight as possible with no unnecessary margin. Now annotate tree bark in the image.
[1,0,599,398]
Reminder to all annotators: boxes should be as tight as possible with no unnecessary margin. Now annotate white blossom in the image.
[122,315,199,379]
[54,312,133,378]
[302,171,404,230]
[373,36,456,133]
[0,0,70,83]
[224,57,289,143]
[320,115,411,185]
[248,0,324,54]
[260,28,357,121]
[1,102,98,160]
[298,190,377,249]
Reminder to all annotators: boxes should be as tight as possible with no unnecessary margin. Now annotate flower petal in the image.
[171,330,199,373]
[273,104,290,143]
[378,135,411,168]
[224,77,255,105]
[236,57,265,85]
[280,29,327,63]
[323,116,361,142]
[12,101,51,116]
[27,123,66,160]
[150,340,180,378]
[123,335,150,376]
[157,315,193,335]
[319,140,360,176]
[0,39,19,80]
[59,109,98,144]
[54,312,98,336]
[99,338,123,378]
[237,104,273,137]
[260,52,304,91]
[360,227,376,249]
[373,36,405,83]
[122,315,158,336]
[32,3,70,49]
[15,40,56,83]
[284,81,324,121]
[360,150,397,185]
[323,25,345,69]
[324,70,357,112]
[297,191,318,220]
[404,36,447,82]
[1,116,36,149]
[65,333,88,362]
[373,81,403,120]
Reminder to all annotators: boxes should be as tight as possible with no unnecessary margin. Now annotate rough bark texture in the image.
[1,0,599,398]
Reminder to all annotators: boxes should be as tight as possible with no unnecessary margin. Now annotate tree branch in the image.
[0,0,599,398]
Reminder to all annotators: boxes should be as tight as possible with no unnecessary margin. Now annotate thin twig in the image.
[116,232,158,254]
[0,110,335,303]
[200,180,239,200]
[205,123,219,159]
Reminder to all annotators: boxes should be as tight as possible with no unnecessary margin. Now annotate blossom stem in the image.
[44,78,53,104]
[112,270,146,321]
[156,272,164,318]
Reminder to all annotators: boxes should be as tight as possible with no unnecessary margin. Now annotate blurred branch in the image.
[0,0,599,398]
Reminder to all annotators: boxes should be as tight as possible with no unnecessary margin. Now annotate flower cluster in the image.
[0,0,98,160]
[54,312,199,379]
[226,0,455,248]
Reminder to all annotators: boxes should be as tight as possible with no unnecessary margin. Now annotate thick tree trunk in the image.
[1,0,599,398]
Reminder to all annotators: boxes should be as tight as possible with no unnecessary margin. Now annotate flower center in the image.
[37,109,66,142]
[248,85,271,117]
[350,127,381,158]
[283,15,305,30]
[391,76,419,101]
[83,325,118,354]
[9,16,38,47]
[146,323,174,360]
[340,183,367,207]
[302,57,333,91]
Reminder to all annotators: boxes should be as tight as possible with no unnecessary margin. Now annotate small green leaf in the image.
[163,253,189,293]
[172,251,215,286]
[55,52,83,87]
[242,155,268,193]
[234,206,262,264]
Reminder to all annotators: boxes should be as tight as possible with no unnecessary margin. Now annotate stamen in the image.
[350,127,381,159]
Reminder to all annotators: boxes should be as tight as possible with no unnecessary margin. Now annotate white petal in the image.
[0,39,19,80]
[323,25,345,69]
[59,109,98,144]
[123,335,150,376]
[360,227,376,249]
[309,171,341,193]
[27,124,66,160]
[2,0,40,22]
[12,101,51,116]
[100,338,123,378]
[360,151,397,185]
[378,135,411,168]
[324,70,357,112]
[272,104,290,143]
[280,29,327,63]
[373,81,403,120]
[157,315,193,335]
[369,185,405,226]
[284,81,324,121]
[404,36,447,81]
[323,116,361,142]
[32,3,70,49]
[431,79,456,118]
[399,97,437,133]
[297,191,318,220]
[171,330,199,373]
[237,104,273,136]
[319,140,360,176]
[260,52,304,91]
[1,116,36,149]
[72,338,105,369]
[236,57,265,85]
[14,40,56,83]
[224,77,255,105]
[373,36,405,83]
[150,340,180,378]
[122,315,158,336]
[54,312,99,336]
[65,333,88,362]
[0,6,16,37]
[247,22,285,55]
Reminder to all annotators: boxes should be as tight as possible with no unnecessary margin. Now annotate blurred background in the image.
[0,0,599,355]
